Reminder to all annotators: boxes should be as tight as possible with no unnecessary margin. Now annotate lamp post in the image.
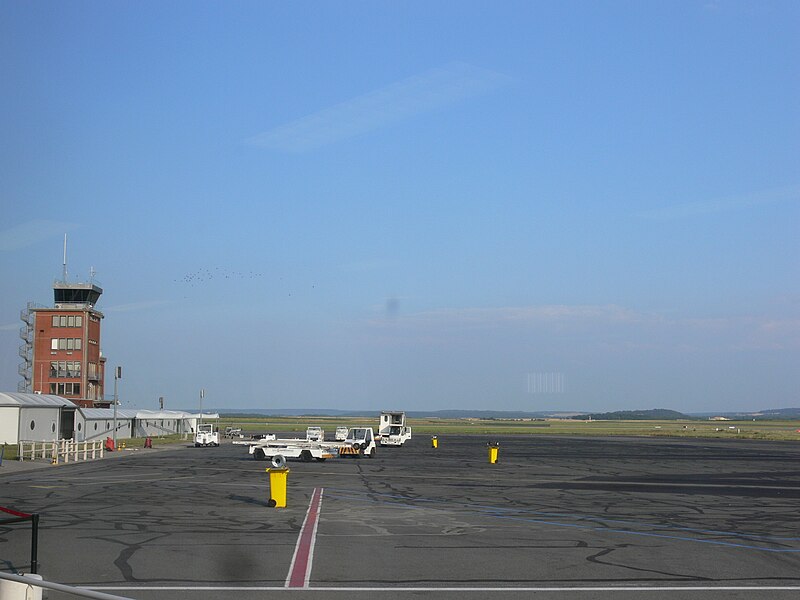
[113,366,122,446]
[199,388,205,430]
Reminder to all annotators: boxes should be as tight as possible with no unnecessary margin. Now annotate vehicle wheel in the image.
[300,450,313,462]
[194,443,200,447]
[315,457,326,462]
[367,447,375,458]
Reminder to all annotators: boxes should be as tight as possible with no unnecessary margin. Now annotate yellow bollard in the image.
[488,443,499,464]
[267,467,290,507]
[431,436,438,449]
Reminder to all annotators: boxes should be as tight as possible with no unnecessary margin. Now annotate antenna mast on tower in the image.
[62,234,68,283]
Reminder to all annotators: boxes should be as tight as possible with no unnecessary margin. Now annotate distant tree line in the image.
[570,409,693,421]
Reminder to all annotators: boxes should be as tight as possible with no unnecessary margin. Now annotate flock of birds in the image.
[174,267,317,298]
[174,267,264,286]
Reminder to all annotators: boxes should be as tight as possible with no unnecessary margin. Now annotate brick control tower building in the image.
[19,241,108,408]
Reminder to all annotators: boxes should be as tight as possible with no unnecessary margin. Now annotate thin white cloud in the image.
[637,184,800,221]
[248,62,511,152]
[0,220,80,251]
[103,300,172,313]
[367,303,800,351]
[389,304,653,326]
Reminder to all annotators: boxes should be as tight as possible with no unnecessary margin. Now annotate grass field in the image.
[215,415,800,442]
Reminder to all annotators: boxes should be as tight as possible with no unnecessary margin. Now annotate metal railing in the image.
[0,507,38,574]
[0,572,132,600]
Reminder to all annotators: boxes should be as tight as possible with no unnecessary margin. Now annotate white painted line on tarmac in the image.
[85,585,800,592]
[28,465,800,492]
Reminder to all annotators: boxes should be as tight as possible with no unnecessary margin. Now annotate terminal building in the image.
[0,392,217,445]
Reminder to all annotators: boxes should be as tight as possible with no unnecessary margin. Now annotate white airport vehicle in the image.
[306,426,324,441]
[378,411,412,446]
[231,433,277,447]
[249,438,337,464]
[194,423,220,447]
[224,426,243,438]
[338,427,377,458]
[335,426,349,441]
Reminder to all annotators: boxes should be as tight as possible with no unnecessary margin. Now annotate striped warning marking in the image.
[285,487,323,588]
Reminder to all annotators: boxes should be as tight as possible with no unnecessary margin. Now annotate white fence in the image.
[18,439,105,464]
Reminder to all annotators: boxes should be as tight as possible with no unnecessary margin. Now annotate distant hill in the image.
[180,406,800,420]
[204,408,583,419]
[689,408,800,420]
[571,409,693,421]
[749,408,800,419]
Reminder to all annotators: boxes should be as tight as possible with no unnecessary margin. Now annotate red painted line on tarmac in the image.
[0,506,32,518]
[285,487,323,588]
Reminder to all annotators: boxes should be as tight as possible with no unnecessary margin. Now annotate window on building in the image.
[67,315,75,327]
[59,316,67,327]
[76,316,83,327]
[57,382,81,395]
[49,383,56,394]
[50,362,58,377]
[50,337,82,352]
[30,420,35,430]
[52,315,59,327]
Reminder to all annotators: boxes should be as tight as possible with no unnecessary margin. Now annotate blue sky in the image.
[1,1,798,413]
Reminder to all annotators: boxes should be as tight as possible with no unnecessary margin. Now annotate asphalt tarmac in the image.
[3,434,800,599]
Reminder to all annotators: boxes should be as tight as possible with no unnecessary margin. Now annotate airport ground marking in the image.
[19,465,800,494]
[85,585,800,592]
[324,488,800,552]
[285,487,323,588]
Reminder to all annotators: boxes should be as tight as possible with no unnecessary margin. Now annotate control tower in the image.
[20,239,108,408]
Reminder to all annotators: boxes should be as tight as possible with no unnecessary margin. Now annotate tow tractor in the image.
[338,427,377,458]
[194,423,220,447]
[224,426,243,438]
[306,426,324,441]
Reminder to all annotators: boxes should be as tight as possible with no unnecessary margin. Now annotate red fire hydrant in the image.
[144,437,153,449]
